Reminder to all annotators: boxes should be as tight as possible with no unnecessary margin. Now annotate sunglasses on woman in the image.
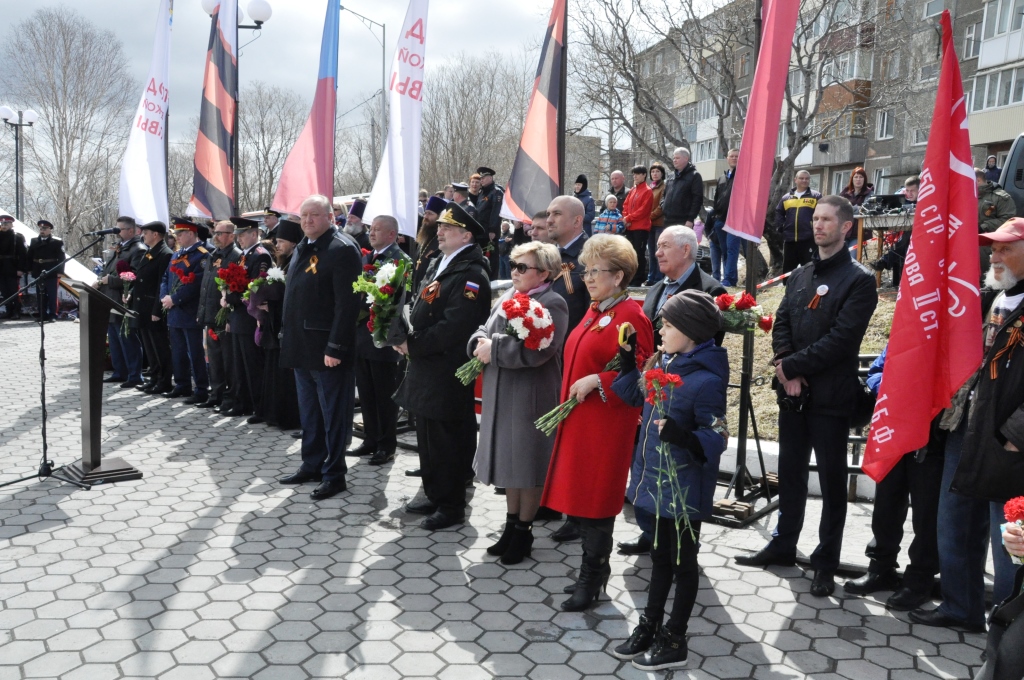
[509,261,543,274]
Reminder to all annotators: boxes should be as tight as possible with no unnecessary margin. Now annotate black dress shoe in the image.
[909,608,986,632]
[345,445,374,458]
[405,468,422,477]
[734,547,796,568]
[420,510,464,531]
[148,382,173,395]
[290,431,303,439]
[225,407,246,417]
[279,470,323,485]
[618,535,652,555]
[550,519,581,542]
[844,569,901,595]
[886,587,932,612]
[136,382,155,392]
[184,392,209,405]
[368,450,395,465]
[406,499,437,515]
[534,506,562,522]
[167,388,193,399]
[811,571,836,597]
[195,399,219,409]
[102,376,125,384]
[310,478,347,500]
[246,415,265,425]
[119,379,144,389]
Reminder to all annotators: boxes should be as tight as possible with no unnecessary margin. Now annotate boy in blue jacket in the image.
[610,289,729,671]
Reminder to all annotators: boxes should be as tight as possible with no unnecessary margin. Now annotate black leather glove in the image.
[617,330,638,372]
[659,417,706,463]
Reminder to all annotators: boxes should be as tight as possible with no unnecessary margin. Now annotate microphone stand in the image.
[0,234,120,492]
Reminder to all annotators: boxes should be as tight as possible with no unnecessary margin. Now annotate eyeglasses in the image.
[509,261,542,274]
[581,268,616,279]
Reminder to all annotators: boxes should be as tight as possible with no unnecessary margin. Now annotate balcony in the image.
[980,28,1024,70]
[812,136,868,167]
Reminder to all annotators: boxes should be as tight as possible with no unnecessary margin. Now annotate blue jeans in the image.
[295,366,355,483]
[937,422,990,627]
[35,276,59,319]
[169,326,209,393]
[107,320,143,382]
[646,227,665,284]
[711,220,741,286]
[991,501,1017,604]
[499,255,511,280]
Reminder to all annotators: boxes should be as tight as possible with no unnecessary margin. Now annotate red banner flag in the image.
[862,10,982,482]
[722,0,799,243]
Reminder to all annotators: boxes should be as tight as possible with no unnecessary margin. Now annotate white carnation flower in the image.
[375,262,397,287]
[266,266,286,283]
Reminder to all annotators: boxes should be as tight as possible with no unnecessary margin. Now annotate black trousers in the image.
[866,451,943,591]
[207,327,234,406]
[770,411,851,572]
[0,274,21,315]
[140,324,173,386]
[625,230,648,286]
[231,332,264,416]
[354,358,401,454]
[646,517,702,633]
[783,240,815,273]
[417,412,477,515]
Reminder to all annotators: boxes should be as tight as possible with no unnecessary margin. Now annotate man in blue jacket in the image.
[160,218,210,399]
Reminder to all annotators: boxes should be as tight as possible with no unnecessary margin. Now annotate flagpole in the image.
[556,0,567,194]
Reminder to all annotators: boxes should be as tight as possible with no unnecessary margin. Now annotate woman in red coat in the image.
[541,234,655,612]
[622,165,654,286]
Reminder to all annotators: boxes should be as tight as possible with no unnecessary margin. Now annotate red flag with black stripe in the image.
[187,1,238,220]
[500,0,566,223]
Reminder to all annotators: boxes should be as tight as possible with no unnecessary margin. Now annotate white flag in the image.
[119,0,172,225]
[363,0,429,238]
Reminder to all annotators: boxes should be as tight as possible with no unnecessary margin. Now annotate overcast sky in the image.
[0,0,553,141]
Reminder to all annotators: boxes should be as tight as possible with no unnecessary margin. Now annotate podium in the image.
[65,281,143,485]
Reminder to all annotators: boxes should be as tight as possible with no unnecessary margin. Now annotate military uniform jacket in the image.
[226,244,271,335]
[393,245,491,421]
[412,236,439,299]
[0,229,28,277]
[356,242,411,362]
[99,236,147,322]
[476,183,505,244]
[550,233,590,335]
[132,240,173,328]
[159,242,208,329]
[279,227,362,371]
[197,244,241,327]
[27,236,65,277]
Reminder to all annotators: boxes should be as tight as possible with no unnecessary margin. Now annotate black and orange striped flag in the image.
[500,0,567,223]
[187,1,238,220]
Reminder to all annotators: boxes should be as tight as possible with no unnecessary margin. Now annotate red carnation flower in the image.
[715,293,735,311]
[381,285,395,296]
[363,264,376,272]
[1005,497,1024,523]
[758,314,774,333]
[734,292,757,310]
[361,248,372,256]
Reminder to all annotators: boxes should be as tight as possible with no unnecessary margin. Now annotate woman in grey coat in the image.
[469,241,569,564]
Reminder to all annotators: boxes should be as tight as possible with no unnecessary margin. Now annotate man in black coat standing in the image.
[661,147,703,230]
[545,196,590,334]
[222,217,272,420]
[735,195,877,598]
[394,202,492,531]
[26,219,65,322]
[197,220,242,411]
[278,194,362,501]
[98,217,148,387]
[474,166,504,278]
[0,214,27,320]
[348,215,411,466]
[134,221,174,394]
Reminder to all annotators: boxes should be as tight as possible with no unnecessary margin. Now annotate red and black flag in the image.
[187,1,238,220]
[500,0,567,222]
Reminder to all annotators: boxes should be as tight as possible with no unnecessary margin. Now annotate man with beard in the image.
[343,199,371,250]
[0,214,27,320]
[26,219,65,322]
[413,195,445,298]
[911,217,1024,632]
[134,221,174,394]
[196,220,241,410]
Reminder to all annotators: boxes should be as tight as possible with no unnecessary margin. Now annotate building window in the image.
[973,67,1024,111]
[965,23,982,58]
[655,52,663,73]
[913,128,929,145]
[788,69,806,95]
[983,0,1024,38]
[877,110,895,139]
[920,62,940,81]
[924,0,943,17]
[832,171,851,195]
[738,52,751,78]
[873,167,889,194]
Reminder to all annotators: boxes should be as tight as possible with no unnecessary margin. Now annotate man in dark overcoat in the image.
[98,217,147,387]
[26,219,65,322]
[0,214,27,319]
[134,221,174,394]
[196,220,241,410]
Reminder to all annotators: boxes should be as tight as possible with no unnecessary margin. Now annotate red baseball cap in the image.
[980,217,1024,245]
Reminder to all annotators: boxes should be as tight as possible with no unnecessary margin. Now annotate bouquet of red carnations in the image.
[353,258,411,348]
[214,262,250,327]
[455,292,556,385]
[1004,497,1024,565]
[715,292,772,334]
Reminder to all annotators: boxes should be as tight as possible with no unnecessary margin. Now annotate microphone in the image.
[85,228,122,236]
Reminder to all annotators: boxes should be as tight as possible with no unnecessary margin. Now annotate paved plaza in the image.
[0,320,988,679]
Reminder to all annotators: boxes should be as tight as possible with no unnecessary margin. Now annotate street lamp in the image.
[340,4,387,177]
[0,106,39,222]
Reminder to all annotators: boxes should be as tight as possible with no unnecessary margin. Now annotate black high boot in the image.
[500,521,534,565]
[487,514,518,556]
[560,524,613,611]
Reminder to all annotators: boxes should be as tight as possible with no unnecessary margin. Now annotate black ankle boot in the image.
[500,521,534,565]
[560,525,612,612]
[612,614,662,659]
[486,514,518,556]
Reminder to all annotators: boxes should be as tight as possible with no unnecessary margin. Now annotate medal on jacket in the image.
[304,255,318,274]
[422,280,440,304]
[807,284,828,310]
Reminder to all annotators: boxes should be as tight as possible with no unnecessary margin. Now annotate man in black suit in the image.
[349,215,411,466]
[196,221,242,410]
[618,224,729,556]
[134,221,174,394]
[26,219,65,322]
[545,196,590,334]
[394,202,491,531]
[222,217,272,421]
[278,194,362,501]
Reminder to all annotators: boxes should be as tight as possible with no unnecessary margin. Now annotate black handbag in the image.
[850,377,877,429]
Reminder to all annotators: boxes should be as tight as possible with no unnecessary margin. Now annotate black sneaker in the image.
[611,615,661,660]
[632,627,688,671]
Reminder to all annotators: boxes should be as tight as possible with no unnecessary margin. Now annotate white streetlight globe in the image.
[200,0,219,16]
[247,0,272,24]
[0,106,14,122]
[237,6,245,22]
[22,110,39,125]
